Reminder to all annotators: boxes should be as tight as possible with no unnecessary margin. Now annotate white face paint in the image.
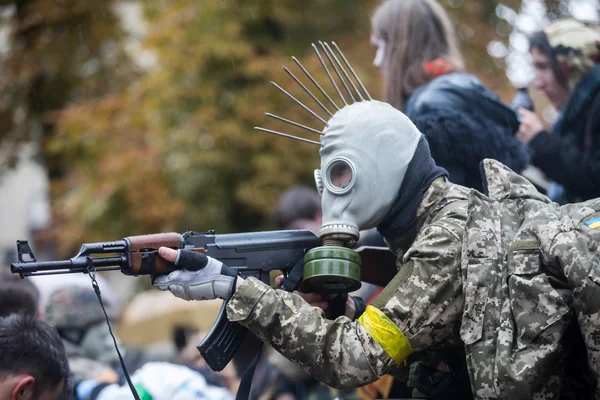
[370,33,387,70]
[316,101,421,241]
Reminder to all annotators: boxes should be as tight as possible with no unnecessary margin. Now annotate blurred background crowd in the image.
[0,0,599,399]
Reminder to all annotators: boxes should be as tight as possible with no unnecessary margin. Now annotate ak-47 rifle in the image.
[10,230,397,372]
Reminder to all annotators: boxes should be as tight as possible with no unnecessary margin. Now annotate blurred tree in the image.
[0,0,136,177]
[445,0,519,100]
[51,0,383,252]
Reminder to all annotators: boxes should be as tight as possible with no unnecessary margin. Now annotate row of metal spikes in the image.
[255,40,372,146]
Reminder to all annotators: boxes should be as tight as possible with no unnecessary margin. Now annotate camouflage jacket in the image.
[226,159,600,399]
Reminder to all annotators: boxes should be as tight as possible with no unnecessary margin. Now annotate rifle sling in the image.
[237,258,306,400]
[236,342,263,400]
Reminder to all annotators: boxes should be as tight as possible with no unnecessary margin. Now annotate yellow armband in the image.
[358,305,413,364]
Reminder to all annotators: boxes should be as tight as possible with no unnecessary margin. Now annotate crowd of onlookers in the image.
[0,263,237,400]
[1,0,599,399]
[370,0,600,205]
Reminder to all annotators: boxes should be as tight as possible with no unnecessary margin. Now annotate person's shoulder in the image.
[405,73,489,114]
[420,181,470,242]
[431,203,469,241]
[414,73,483,95]
[429,72,483,88]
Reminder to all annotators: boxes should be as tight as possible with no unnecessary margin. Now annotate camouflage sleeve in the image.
[225,223,463,389]
[226,277,387,388]
[546,204,600,384]
[371,223,463,352]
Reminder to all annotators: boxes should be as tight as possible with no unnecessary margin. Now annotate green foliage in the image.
[0,0,136,174]
[51,0,381,252]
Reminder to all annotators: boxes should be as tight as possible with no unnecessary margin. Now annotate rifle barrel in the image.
[11,256,128,276]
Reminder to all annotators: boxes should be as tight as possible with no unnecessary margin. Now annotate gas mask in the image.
[304,101,420,292]
[256,41,420,294]
[315,100,420,243]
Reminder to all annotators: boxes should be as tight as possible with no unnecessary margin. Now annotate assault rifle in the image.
[10,230,396,372]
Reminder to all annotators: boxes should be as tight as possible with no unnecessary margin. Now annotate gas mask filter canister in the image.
[302,156,362,293]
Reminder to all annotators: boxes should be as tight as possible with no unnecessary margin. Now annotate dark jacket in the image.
[404,73,530,192]
[528,65,600,202]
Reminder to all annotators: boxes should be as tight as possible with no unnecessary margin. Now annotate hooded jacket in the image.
[404,73,530,192]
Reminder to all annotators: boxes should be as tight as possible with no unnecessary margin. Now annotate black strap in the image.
[235,342,264,400]
[352,296,367,320]
[87,258,141,400]
[235,258,306,400]
[329,293,348,319]
[235,259,304,400]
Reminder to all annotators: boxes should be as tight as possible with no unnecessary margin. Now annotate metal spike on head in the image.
[270,81,327,125]
[254,40,372,146]
[283,66,334,117]
[312,43,347,106]
[322,42,364,101]
[319,41,356,102]
[331,41,372,100]
[292,56,340,111]
[254,127,321,146]
[265,113,323,136]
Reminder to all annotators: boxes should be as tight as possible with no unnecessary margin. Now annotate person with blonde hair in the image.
[371,0,530,193]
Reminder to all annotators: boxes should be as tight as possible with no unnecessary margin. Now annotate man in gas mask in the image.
[153,44,600,399]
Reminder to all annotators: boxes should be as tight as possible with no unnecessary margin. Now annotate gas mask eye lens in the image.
[330,162,352,188]
[324,157,356,194]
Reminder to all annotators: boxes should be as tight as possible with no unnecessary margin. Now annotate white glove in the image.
[153,249,237,301]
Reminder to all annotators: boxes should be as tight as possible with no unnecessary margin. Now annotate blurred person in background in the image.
[370,0,530,194]
[71,362,234,400]
[274,185,322,233]
[31,271,121,313]
[64,305,236,400]
[0,313,69,400]
[516,19,600,204]
[43,285,122,385]
[0,269,41,318]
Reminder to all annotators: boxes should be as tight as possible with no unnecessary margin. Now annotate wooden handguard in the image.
[127,233,183,275]
[127,232,182,251]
